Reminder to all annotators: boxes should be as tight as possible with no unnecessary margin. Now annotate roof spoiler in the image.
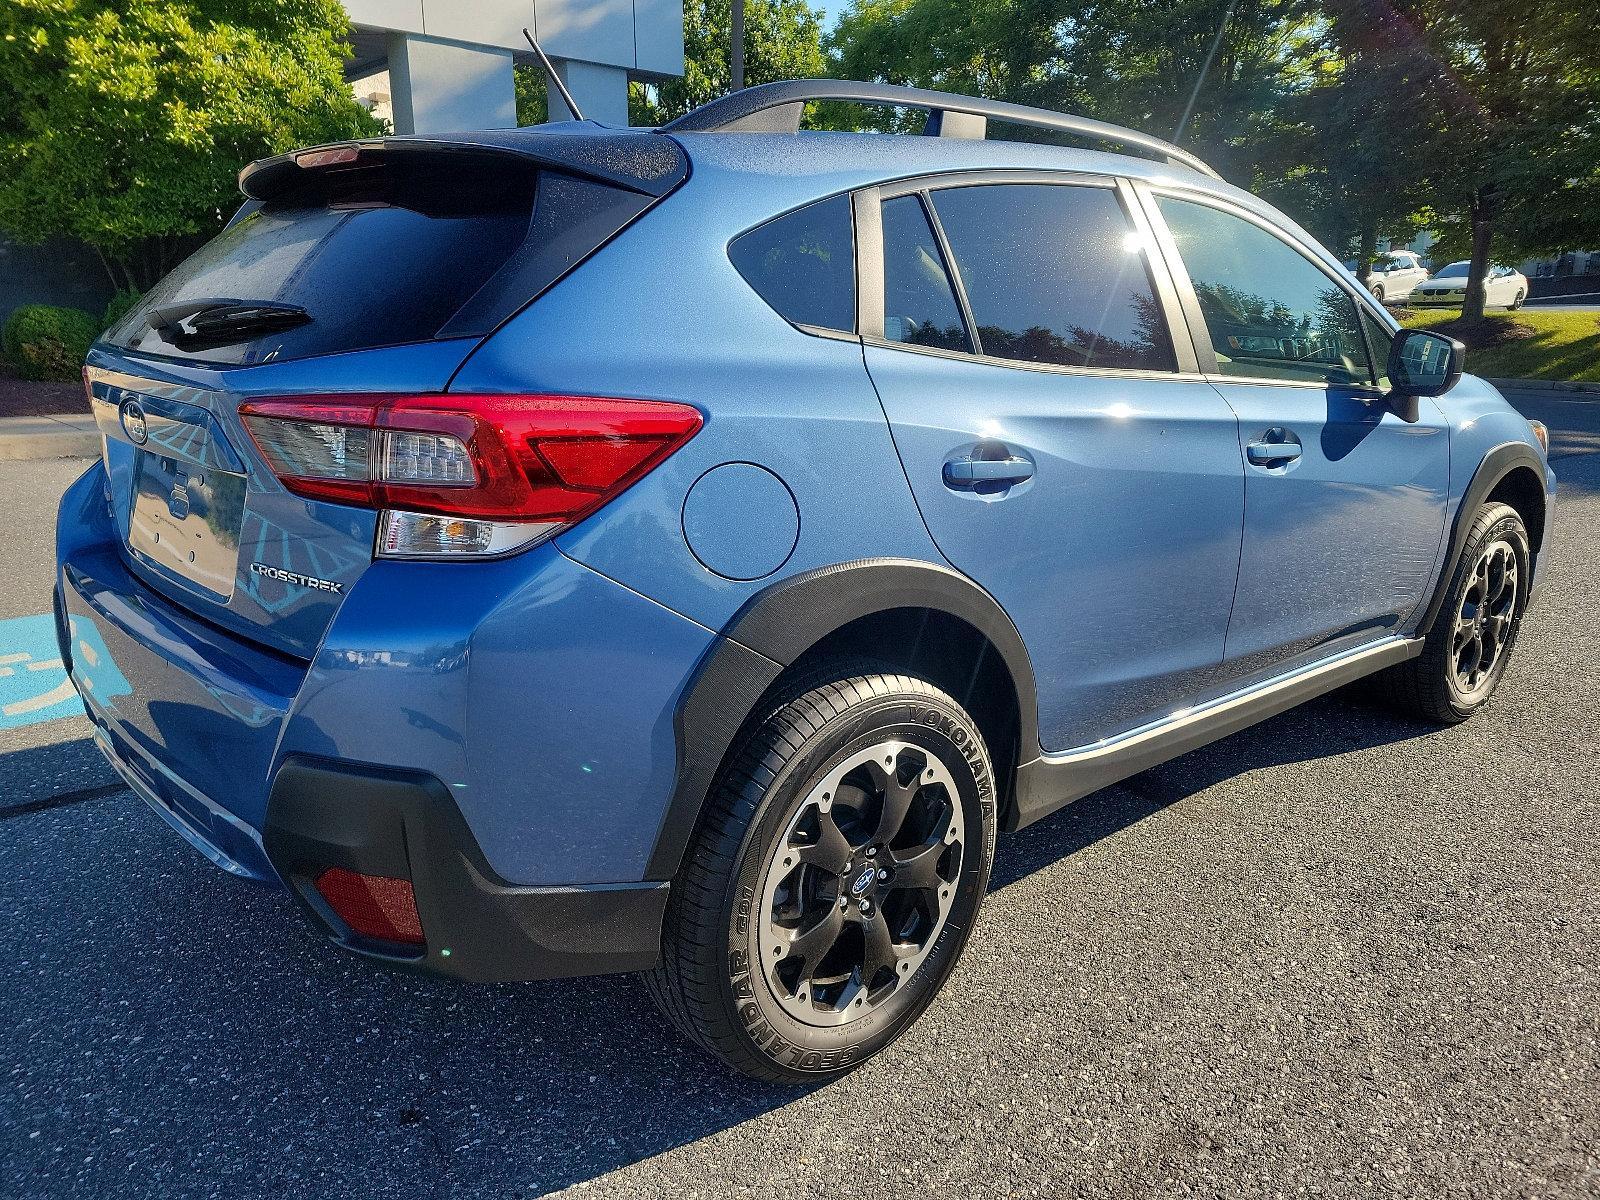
[239,128,689,202]
[661,79,1222,180]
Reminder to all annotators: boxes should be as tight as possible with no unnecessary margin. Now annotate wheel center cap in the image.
[848,862,877,898]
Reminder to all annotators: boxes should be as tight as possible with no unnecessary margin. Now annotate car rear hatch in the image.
[85,126,688,662]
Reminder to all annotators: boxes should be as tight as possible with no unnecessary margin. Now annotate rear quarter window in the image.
[728,195,856,334]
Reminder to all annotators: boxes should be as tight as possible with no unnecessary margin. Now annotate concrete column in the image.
[545,59,631,127]
[386,32,516,135]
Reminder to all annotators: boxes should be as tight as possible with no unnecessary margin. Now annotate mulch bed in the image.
[0,361,88,418]
[1387,307,1550,351]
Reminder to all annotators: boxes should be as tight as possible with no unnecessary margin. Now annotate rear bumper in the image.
[264,757,668,982]
[55,460,694,982]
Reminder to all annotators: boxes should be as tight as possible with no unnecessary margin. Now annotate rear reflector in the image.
[314,868,425,945]
[240,393,702,558]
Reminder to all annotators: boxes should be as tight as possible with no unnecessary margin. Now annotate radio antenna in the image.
[522,28,585,122]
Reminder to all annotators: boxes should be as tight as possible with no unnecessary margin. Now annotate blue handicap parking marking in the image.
[0,613,83,731]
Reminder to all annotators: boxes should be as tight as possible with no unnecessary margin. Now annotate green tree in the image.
[1273,1,1436,281]
[0,0,382,291]
[823,0,1314,181]
[1379,1,1600,319]
[514,64,550,126]
[646,0,826,123]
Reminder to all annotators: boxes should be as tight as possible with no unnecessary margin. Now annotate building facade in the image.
[342,0,685,132]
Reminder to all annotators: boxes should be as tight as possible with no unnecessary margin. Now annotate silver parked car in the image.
[1349,250,1431,303]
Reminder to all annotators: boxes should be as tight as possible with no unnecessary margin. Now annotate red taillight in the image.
[314,867,425,945]
[239,393,702,557]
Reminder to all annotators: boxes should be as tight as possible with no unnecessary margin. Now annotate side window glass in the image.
[729,194,855,333]
[880,195,971,353]
[929,184,1176,372]
[1156,196,1373,387]
[1363,310,1395,390]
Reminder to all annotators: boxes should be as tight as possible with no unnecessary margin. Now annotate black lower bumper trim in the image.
[264,756,667,983]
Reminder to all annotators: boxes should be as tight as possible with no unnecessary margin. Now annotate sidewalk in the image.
[0,413,99,461]
[1486,377,1600,396]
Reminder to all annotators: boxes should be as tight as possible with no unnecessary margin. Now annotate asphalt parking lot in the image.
[2,389,1597,1199]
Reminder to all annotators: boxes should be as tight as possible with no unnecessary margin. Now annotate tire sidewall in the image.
[719,687,996,1078]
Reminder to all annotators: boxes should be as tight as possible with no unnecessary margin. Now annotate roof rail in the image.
[660,79,1222,180]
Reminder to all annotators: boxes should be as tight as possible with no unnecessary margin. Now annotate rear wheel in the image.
[646,668,997,1082]
[1375,502,1529,723]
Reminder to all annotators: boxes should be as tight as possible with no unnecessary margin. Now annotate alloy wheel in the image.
[757,739,965,1027]
[1452,539,1518,698]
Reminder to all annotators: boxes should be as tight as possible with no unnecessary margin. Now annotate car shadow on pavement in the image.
[3,687,1439,1198]
[1,731,818,1198]
[990,688,1436,890]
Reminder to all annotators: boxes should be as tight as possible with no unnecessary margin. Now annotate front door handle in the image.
[1245,439,1302,466]
[943,455,1036,488]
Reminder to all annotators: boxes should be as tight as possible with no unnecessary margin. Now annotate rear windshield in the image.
[111,158,541,365]
[112,204,529,365]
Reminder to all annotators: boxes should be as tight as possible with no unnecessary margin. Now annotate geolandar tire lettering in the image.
[645,668,997,1083]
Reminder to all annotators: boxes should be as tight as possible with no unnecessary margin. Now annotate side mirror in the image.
[1388,328,1464,400]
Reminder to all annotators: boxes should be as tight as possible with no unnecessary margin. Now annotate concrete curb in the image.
[1488,378,1600,396]
[0,415,100,462]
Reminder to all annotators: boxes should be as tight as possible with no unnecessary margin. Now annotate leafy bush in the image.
[103,288,144,333]
[2,305,99,381]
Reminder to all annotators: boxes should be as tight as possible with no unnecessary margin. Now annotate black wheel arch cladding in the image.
[644,558,1040,881]
[1415,441,1548,636]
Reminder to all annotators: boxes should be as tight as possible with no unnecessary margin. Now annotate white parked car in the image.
[1410,261,1530,309]
[1349,250,1431,303]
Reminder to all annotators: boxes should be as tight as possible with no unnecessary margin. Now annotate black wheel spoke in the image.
[781,902,844,967]
[861,910,906,982]
[874,776,918,844]
[889,839,945,891]
[792,811,853,876]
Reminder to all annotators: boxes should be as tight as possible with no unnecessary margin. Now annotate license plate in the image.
[128,450,247,601]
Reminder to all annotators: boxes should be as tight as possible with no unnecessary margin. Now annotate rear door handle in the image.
[943,456,1035,488]
[1245,440,1302,466]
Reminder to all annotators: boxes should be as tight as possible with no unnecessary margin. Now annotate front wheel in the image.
[1370,284,1386,303]
[646,669,998,1082]
[1374,501,1530,723]
[1509,289,1526,310]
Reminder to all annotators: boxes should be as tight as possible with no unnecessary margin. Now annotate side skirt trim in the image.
[1009,636,1421,829]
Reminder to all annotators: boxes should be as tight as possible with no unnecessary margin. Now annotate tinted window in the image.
[1157,197,1373,387]
[729,195,855,332]
[114,159,543,365]
[928,184,1175,372]
[880,195,970,352]
[116,205,530,366]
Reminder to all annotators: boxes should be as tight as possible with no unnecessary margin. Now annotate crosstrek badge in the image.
[249,562,344,594]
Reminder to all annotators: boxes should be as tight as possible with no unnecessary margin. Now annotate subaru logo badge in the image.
[850,864,876,896]
[120,400,149,445]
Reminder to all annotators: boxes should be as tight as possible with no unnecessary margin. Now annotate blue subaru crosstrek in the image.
[56,81,1554,1082]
